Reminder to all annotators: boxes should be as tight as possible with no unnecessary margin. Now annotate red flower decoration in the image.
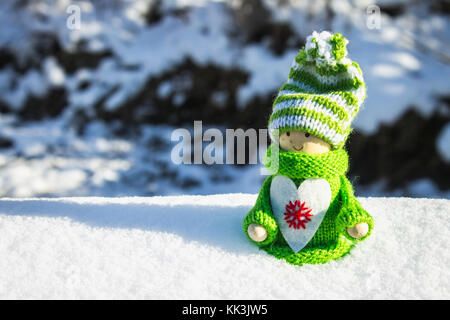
[284,200,313,229]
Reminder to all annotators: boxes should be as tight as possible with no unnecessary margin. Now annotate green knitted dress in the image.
[243,146,374,266]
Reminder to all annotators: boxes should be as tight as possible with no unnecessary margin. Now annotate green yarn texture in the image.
[243,147,374,266]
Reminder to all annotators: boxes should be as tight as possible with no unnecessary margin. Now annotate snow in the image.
[2,0,447,131]
[437,123,450,163]
[359,178,450,199]
[0,0,448,198]
[0,118,266,197]
[43,57,65,87]
[0,195,449,299]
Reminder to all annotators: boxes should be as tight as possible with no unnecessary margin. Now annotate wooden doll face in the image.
[279,130,331,155]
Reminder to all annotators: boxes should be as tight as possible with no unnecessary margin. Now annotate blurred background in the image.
[0,0,449,198]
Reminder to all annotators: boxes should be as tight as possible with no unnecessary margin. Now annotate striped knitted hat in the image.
[268,31,366,149]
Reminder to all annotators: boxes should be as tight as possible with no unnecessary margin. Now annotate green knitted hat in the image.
[268,31,366,149]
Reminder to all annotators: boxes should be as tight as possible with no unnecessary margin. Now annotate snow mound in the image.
[0,195,449,299]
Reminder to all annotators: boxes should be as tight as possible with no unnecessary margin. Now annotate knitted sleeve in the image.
[336,175,374,241]
[243,175,279,247]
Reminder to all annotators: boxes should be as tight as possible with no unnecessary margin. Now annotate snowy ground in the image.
[0,195,448,299]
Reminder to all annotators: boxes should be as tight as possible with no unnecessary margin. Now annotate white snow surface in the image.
[0,194,449,299]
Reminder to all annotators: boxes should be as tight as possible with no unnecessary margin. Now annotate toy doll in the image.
[243,31,373,266]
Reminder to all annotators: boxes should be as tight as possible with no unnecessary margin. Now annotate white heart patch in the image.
[270,176,331,253]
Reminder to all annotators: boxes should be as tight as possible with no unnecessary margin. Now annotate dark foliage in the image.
[19,87,68,120]
[94,58,250,128]
[348,106,450,191]
[229,0,304,56]
[0,136,13,149]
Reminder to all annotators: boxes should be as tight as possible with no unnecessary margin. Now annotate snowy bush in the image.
[0,0,449,198]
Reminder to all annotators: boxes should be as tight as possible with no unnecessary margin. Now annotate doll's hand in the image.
[346,223,369,239]
[247,223,268,242]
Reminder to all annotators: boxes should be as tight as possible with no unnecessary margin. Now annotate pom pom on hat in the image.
[304,31,349,68]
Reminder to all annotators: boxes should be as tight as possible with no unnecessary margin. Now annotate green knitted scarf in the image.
[264,145,349,179]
